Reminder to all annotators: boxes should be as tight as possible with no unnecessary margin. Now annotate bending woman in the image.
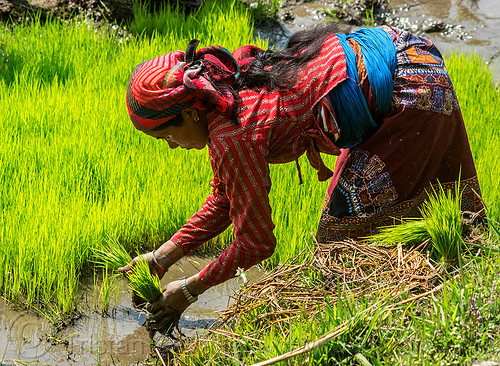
[119,24,484,333]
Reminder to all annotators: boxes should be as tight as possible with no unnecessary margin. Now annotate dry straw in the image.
[180,239,442,361]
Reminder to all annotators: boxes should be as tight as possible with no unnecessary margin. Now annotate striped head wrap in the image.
[126,39,240,132]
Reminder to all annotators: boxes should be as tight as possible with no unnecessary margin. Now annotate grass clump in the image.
[367,219,430,246]
[92,238,162,303]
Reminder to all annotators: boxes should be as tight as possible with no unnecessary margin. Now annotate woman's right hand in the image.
[117,240,184,308]
[117,251,168,280]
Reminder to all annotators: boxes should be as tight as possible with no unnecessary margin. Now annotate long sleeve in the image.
[169,178,232,254]
[199,129,276,286]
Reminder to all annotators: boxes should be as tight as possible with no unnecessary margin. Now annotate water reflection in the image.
[0,255,263,365]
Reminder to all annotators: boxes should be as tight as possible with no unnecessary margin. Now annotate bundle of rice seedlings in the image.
[92,238,162,303]
[91,236,132,271]
[365,219,430,245]
[127,257,163,303]
[420,183,463,265]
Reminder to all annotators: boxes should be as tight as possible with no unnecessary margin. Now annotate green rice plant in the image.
[92,238,161,304]
[94,266,117,314]
[446,51,500,221]
[364,4,375,27]
[129,0,257,51]
[366,219,430,245]
[127,256,162,303]
[0,0,264,317]
[367,183,464,265]
[92,237,132,272]
[421,183,463,266]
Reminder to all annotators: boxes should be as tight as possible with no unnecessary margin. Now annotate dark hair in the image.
[150,113,185,131]
[235,22,348,90]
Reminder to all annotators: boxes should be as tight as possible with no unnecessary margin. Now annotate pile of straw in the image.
[213,239,441,338]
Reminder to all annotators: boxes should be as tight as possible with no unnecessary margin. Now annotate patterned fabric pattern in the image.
[327,149,398,218]
[385,26,460,115]
[170,35,348,286]
[126,44,240,132]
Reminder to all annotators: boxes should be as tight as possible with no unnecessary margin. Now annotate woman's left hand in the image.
[145,280,191,336]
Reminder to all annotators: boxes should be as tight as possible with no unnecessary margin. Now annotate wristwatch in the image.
[181,277,198,304]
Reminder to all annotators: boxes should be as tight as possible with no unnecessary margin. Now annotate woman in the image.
[119,24,484,334]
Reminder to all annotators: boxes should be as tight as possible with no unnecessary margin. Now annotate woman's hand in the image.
[145,280,191,336]
[117,251,167,279]
[117,240,183,279]
[117,251,167,307]
[145,274,211,336]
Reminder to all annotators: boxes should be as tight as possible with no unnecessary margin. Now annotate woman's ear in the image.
[182,107,199,122]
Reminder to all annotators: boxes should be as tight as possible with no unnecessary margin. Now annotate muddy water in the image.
[389,0,500,79]
[264,0,500,81]
[0,256,263,365]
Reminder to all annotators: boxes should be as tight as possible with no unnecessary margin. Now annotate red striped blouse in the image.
[170,34,348,286]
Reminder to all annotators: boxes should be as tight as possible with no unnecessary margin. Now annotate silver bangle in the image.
[181,277,198,304]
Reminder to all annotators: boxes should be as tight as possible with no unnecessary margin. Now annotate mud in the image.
[0,256,263,365]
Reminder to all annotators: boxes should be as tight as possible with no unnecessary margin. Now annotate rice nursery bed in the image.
[0,0,500,364]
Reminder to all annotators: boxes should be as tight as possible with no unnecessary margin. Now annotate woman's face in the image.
[148,108,209,150]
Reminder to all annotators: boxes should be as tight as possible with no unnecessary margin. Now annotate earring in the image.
[193,114,199,122]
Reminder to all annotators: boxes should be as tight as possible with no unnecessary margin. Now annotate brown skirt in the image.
[316,27,485,242]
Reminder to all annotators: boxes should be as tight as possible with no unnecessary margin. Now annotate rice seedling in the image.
[91,237,162,304]
[446,51,500,221]
[127,256,162,303]
[94,266,118,314]
[365,218,429,245]
[92,236,132,272]
[421,182,463,266]
[367,182,465,267]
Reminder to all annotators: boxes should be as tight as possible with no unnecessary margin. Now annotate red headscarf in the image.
[126,39,244,132]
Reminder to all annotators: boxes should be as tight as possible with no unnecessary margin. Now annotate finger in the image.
[153,305,178,319]
[150,309,170,323]
[160,313,181,336]
[132,292,147,308]
[117,258,136,273]
[153,313,179,333]
[148,298,176,314]
[117,264,129,273]
[147,313,173,332]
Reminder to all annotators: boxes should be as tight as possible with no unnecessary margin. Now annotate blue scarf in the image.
[330,27,397,149]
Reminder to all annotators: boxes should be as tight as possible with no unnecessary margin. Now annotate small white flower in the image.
[235,267,248,285]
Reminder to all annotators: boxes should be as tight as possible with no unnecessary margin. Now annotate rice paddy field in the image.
[0,0,499,364]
